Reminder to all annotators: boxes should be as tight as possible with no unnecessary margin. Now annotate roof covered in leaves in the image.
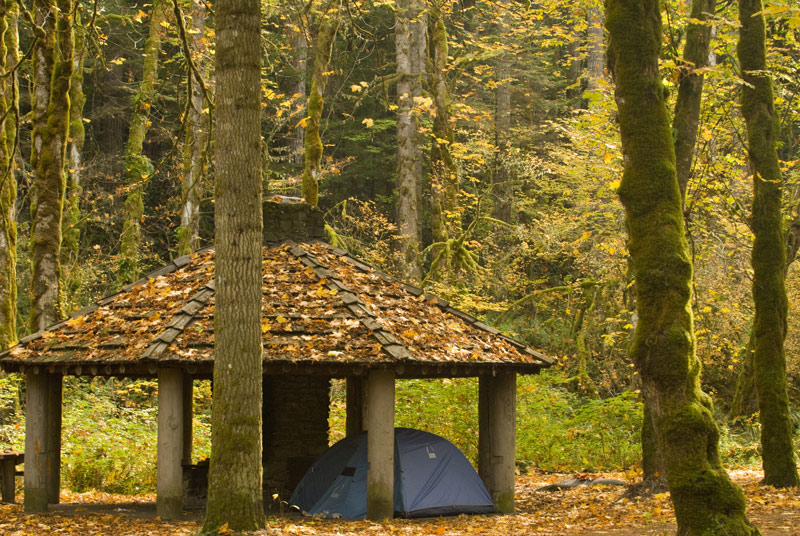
[0,241,552,378]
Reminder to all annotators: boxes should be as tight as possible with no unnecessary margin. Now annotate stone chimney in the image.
[262,196,326,243]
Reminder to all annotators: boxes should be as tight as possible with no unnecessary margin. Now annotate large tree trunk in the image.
[119,0,168,283]
[674,0,715,205]
[738,0,800,489]
[429,0,459,245]
[641,0,716,486]
[605,0,759,534]
[177,0,208,256]
[61,13,86,303]
[29,0,72,332]
[0,1,17,349]
[395,0,426,281]
[201,0,265,532]
[301,10,339,207]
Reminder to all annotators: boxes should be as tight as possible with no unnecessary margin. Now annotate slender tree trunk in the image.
[492,50,512,224]
[289,21,307,168]
[586,2,604,91]
[674,0,715,205]
[729,332,758,418]
[177,0,208,256]
[61,14,86,301]
[29,0,73,332]
[0,1,16,348]
[201,0,265,531]
[301,10,338,207]
[605,0,759,534]
[395,0,426,280]
[119,0,168,283]
[429,0,459,244]
[730,216,800,420]
[738,0,800,489]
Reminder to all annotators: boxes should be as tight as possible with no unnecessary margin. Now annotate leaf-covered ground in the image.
[1,469,798,535]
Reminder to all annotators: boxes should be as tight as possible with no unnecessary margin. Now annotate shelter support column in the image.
[365,370,395,521]
[346,376,365,437]
[478,372,516,514]
[182,376,193,465]
[157,368,184,519]
[24,370,51,513]
[46,374,62,504]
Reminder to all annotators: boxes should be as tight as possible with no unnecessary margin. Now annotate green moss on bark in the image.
[0,2,17,349]
[606,0,760,533]
[119,0,168,283]
[301,15,338,207]
[29,0,72,332]
[738,0,799,489]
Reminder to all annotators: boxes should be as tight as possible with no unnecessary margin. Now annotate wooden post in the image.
[46,374,62,504]
[157,368,184,519]
[478,372,516,513]
[366,369,394,521]
[346,376,364,437]
[24,371,49,513]
[182,376,193,466]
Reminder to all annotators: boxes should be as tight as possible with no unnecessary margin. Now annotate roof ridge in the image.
[288,243,416,362]
[141,279,216,359]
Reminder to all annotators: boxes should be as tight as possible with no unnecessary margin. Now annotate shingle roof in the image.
[0,241,553,378]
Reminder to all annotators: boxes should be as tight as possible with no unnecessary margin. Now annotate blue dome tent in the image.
[290,428,495,519]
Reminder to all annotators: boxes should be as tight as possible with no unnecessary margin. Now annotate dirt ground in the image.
[0,469,798,535]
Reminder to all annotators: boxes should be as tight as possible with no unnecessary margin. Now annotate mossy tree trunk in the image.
[429,0,459,245]
[29,0,73,332]
[738,0,800,489]
[729,332,758,418]
[119,0,168,283]
[673,0,715,205]
[492,50,512,224]
[200,0,265,532]
[395,0,426,281]
[61,12,86,304]
[177,0,208,256]
[641,0,715,486]
[0,0,17,349]
[301,7,339,208]
[288,19,307,168]
[605,0,760,533]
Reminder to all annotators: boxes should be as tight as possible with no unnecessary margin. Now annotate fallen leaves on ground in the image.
[1,469,798,535]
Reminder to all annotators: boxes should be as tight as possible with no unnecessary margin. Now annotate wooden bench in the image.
[0,451,23,503]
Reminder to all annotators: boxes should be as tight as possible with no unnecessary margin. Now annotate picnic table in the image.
[0,450,23,503]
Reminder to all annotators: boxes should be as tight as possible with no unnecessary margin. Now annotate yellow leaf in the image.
[160,20,170,28]
[261,322,272,333]
[276,316,289,323]
[295,116,310,128]
[362,118,374,128]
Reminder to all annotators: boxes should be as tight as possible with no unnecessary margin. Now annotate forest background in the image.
[0,0,798,497]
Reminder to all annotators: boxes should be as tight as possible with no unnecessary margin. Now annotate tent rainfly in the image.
[0,200,553,521]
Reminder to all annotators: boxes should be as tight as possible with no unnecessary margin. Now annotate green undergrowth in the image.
[0,372,790,495]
